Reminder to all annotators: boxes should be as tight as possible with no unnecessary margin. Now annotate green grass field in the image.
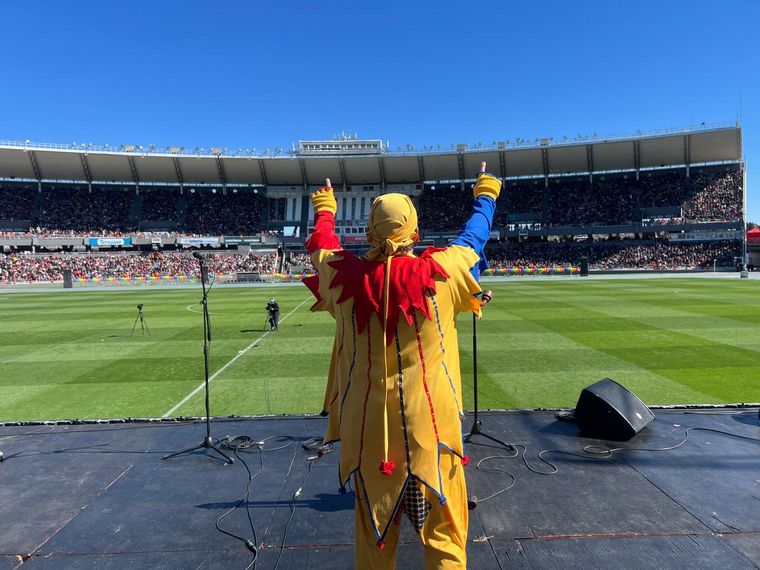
[2,277,760,422]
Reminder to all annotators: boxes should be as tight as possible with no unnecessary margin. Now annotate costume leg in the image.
[354,474,400,570]
[419,453,468,569]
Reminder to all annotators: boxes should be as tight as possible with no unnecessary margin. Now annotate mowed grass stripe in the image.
[464,294,714,408]
[1,277,760,421]
[0,287,311,420]
[506,282,760,403]
[164,296,313,417]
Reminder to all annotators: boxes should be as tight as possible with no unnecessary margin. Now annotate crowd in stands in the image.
[0,251,279,283]
[0,238,744,282]
[493,180,543,226]
[183,189,263,235]
[283,252,313,274]
[0,165,744,242]
[140,188,180,222]
[486,240,741,270]
[39,186,135,233]
[0,186,36,221]
[682,168,742,221]
[419,183,472,231]
[0,184,267,237]
[419,165,742,230]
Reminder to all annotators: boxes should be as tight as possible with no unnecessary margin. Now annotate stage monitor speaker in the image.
[575,378,654,441]
[580,257,589,276]
[63,269,73,289]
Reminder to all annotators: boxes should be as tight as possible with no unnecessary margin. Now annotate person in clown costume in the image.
[303,162,501,569]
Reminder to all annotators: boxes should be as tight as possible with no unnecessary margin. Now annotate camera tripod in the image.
[131,305,150,337]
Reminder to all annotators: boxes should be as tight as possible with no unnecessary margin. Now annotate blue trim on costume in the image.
[357,470,382,541]
[339,304,357,424]
[430,295,463,416]
[395,332,413,473]
[438,441,463,460]
[449,195,496,281]
[416,473,446,505]
[378,476,410,543]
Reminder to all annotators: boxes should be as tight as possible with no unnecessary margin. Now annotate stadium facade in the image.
[0,124,748,267]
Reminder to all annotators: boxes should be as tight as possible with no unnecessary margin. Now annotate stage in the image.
[1,409,758,569]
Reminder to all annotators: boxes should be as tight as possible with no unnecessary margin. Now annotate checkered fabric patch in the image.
[403,480,432,532]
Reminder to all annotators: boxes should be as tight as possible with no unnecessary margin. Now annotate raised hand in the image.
[311,177,337,214]
[472,161,501,200]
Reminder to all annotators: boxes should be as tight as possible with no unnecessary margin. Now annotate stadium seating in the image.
[183,188,264,235]
[485,241,741,270]
[419,165,742,230]
[0,251,279,283]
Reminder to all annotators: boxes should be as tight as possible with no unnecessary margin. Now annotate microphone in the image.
[479,290,493,307]
[192,251,206,261]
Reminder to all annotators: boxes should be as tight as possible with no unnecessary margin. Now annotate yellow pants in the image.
[354,453,468,569]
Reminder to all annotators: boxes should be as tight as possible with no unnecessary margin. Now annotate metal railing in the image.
[0,121,739,159]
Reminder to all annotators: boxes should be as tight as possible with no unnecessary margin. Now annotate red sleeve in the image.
[305,210,342,253]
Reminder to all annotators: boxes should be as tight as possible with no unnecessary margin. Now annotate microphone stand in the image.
[465,292,515,453]
[163,255,233,464]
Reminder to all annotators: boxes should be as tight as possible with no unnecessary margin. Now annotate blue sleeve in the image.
[449,195,496,281]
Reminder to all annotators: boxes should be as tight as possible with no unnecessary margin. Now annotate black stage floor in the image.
[1,409,759,569]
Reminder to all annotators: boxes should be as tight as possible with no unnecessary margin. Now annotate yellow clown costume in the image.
[303,174,501,569]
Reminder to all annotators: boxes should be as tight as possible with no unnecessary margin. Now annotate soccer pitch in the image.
[1,276,759,422]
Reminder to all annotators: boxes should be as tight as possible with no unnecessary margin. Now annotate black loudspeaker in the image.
[63,269,73,289]
[579,257,589,276]
[575,378,655,441]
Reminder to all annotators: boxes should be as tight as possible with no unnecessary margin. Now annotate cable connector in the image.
[293,487,303,500]
[243,539,257,553]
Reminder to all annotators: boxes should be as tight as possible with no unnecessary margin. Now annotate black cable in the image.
[215,437,263,569]
[473,426,760,506]
[212,434,296,569]
[273,456,316,570]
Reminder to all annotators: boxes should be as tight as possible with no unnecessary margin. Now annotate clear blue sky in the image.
[1,1,758,219]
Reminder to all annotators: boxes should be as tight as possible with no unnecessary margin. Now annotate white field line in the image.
[186,303,213,315]
[162,297,311,417]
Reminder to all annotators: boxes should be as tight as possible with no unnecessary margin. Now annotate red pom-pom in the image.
[377,540,385,550]
[461,455,470,466]
[379,460,396,476]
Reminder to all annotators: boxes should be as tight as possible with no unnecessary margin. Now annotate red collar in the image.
[304,248,449,344]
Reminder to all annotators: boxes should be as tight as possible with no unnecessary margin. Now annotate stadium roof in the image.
[0,124,742,187]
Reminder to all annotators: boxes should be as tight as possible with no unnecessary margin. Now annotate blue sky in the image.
[1,1,757,218]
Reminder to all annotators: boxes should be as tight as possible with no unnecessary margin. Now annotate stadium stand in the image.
[0,251,279,283]
[0,127,747,276]
[0,184,37,222]
[39,185,135,234]
[485,241,741,271]
[183,188,264,235]
[140,187,180,226]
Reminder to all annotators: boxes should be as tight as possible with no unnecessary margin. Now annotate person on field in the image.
[303,162,501,569]
[266,297,280,331]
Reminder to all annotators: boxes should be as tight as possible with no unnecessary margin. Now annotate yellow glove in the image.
[311,186,337,215]
[473,173,501,200]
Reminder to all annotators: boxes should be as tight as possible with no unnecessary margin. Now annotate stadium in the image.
[0,124,749,285]
[2,1,760,566]
[2,124,759,568]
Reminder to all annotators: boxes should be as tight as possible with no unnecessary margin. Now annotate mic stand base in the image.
[162,436,234,464]
[465,419,515,452]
